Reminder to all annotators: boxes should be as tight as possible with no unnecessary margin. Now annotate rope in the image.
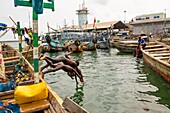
[5,108,14,113]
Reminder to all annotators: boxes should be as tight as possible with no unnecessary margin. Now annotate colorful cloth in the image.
[0,23,7,31]
[0,79,14,92]
[0,102,20,113]
[138,38,146,45]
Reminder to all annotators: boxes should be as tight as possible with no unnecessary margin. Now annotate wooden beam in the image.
[4,59,20,64]
[20,99,50,113]
[145,45,163,49]
[0,90,14,96]
[145,48,168,52]
[155,56,169,59]
[3,56,20,61]
[152,53,170,57]
[62,97,89,113]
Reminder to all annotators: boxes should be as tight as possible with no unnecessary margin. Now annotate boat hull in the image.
[141,41,170,83]
[82,42,96,51]
[68,44,83,53]
[96,41,110,49]
[113,40,138,53]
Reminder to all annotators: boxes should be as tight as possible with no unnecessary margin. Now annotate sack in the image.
[14,81,48,104]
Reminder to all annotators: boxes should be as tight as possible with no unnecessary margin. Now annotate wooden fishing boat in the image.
[0,43,88,113]
[44,35,64,52]
[81,41,96,51]
[96,40,110,49]
[67,40,83,53]
[113,34,150,53]
[141,41,170,83]
[113,40,138,53]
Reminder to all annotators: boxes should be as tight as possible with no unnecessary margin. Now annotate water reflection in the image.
[70,83,84,106]
[142,63,170,109]
[98,48,111,56]
[116,51,132,56]
[135,58,170,109]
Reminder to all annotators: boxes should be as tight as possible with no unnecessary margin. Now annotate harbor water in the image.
[41,48,170,113]
[6,42,170,113]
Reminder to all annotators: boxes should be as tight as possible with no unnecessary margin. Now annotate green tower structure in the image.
[14,0,54,83]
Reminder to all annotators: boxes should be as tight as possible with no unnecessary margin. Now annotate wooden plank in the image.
[62,97,89,113]
[3,56,19,61]
[20,99,50,113]
[4,59,20,64]
[44,109,51,113]
[155,56,169,60]
[5,65,15,71]
[2,98,15,104]
[47,85,66,113]
[0,90,14,96]
[5,70,13,74]
[149,51,170,54]
[152,53,170,57]
[2,50,16,53]
[48,104,57,113]
[145,48,168,52]
[0,94,14,100]
[145,44,163,49]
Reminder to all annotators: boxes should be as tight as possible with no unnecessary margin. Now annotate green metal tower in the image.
[14,0,54,83]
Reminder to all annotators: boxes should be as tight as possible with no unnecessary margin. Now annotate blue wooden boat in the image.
[82,41,96,51]
[96,40,110,49]
[44,35,64,52]
[95,34,110,49]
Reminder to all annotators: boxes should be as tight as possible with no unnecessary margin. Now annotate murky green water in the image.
[40,48,170,113]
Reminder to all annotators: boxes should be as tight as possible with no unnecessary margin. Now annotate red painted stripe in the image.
[143,58,170,83]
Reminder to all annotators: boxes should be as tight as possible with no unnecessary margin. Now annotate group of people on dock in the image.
[39,53,84,84]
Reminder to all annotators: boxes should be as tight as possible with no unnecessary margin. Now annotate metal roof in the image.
[82,21,128,30]
[47,21,128,34]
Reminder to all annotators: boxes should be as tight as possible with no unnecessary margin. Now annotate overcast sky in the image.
[0,0,170,40]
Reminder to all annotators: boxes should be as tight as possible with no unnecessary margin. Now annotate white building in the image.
[135,12,166,21]
[130,12,169,35]
[76,1,89,28]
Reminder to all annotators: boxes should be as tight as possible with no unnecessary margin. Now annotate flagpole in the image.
[17,22,23,65]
